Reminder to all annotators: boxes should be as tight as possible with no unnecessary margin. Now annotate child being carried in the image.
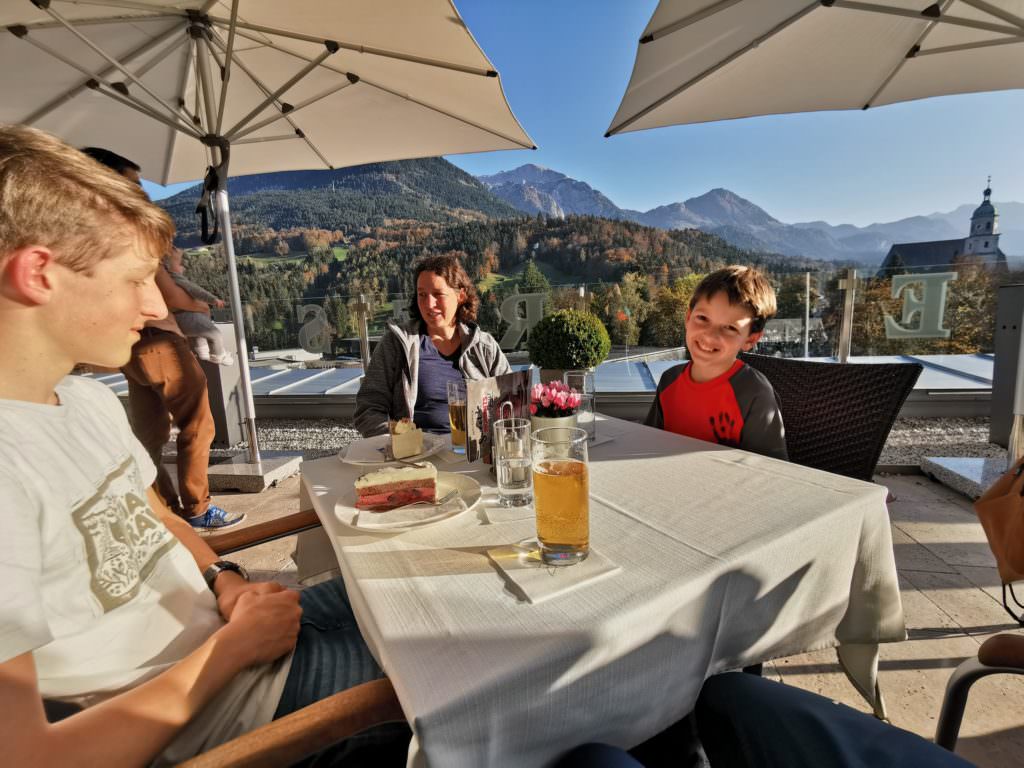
[165,249,233,365]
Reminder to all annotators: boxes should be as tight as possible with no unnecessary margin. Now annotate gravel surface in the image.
[245,416,1005,468]
[879,417,1004,466]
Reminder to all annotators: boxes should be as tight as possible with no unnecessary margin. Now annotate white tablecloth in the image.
[301,417,905,768]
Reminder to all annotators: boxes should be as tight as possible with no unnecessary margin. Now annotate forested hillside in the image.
[183,214,828,351]
[161,157,523,245]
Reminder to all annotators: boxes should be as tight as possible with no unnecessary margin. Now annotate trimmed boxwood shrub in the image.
[527,310,611,369]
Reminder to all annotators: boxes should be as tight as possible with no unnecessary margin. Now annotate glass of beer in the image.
[447,379,468,455]
[531,427,589,566]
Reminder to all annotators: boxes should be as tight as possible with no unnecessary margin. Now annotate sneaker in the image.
[187,505,246,530]
[209,351,234,366]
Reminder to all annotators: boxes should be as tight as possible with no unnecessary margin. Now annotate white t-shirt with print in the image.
[0,376,291,764]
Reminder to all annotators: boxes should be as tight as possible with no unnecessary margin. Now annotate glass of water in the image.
[493,417,532,507]
[564,370,597,441]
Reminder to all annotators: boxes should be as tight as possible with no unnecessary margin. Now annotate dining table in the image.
[298,415,906,767]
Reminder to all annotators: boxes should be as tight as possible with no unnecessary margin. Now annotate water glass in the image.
[446,379,467,455]
[576,393,596,441]
[531,427,589,566]
[563,369,595,394]
[493,417,532,507]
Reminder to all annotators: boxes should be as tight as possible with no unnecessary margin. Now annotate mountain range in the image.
[479,164,1024,261]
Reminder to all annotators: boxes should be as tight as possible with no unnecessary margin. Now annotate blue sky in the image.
[144,0,1024,228]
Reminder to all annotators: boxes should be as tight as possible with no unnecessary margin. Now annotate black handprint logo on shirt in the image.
[709,412,740,447]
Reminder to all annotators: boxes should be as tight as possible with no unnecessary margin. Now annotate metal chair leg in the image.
[935,657,1024,750]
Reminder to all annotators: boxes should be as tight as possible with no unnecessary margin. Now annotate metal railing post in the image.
[356,294,372,370]
[803,271,810,358]
[837,268,857,363]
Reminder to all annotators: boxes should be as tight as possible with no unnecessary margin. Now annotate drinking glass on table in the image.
[531,427,589,566]
[446,379,467,455]
[493,417,532,507]
[563,370,597,441]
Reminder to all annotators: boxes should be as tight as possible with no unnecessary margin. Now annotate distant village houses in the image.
[877,181,1009,277]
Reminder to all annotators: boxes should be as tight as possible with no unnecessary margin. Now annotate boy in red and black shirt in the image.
[645,266,787,461]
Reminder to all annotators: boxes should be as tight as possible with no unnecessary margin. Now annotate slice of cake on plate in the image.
[355,464,437,511]
[390,417,424,459]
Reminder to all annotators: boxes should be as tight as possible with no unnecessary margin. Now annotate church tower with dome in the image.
[877,179,1008,277]
[965,177,999,257]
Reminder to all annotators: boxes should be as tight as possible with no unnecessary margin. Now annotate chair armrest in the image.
[206,509,321,556]
[176,677,405,768]
[978,633,1024,669]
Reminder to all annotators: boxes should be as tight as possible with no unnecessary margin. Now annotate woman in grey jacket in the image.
[354,254,511,437]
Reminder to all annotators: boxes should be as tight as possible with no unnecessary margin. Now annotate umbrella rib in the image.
[34,3,203,134]
[357,75,536,149]
[52,0,186,13]
[12,28,201,139]
[861,0,954,109]
[958,0,1024,30]
[917,35,1024,56]
[834,1,1023,36]
[162,31,197,183]
[90,79,202,138]
[18,13,183,32]
[207,28,334,167]
[607,3,817,137]
[223,47,336,138]
[233,134,303,145]
[205,15,498,78]
[231,79,356,141]
[216,26,534,149]
[214,0,240,135]
[640,0,743,43]
[17,20,183,126]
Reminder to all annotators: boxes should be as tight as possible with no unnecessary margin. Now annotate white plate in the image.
[336,471,482,531]
[339,433,447,465]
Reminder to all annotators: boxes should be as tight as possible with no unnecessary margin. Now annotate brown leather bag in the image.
[974,456,1024,624]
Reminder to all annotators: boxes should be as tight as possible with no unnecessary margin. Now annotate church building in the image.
[877,181,1009,277]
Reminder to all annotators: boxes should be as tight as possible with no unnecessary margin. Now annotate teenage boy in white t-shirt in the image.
[0,125,406,766]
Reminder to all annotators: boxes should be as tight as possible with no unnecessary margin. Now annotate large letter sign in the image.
[883,272,957,340]
[297,304,333,353]
[498,293,546,350]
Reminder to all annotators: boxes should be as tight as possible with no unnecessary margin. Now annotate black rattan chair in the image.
[738,353,922,481]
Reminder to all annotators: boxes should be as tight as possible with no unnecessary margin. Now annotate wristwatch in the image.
[203,560,248,591]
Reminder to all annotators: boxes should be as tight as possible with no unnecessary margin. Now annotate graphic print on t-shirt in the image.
[71,457,175,612]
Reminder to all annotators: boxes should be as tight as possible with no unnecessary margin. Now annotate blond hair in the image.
[0,124,174,273]
[689,265,777,333]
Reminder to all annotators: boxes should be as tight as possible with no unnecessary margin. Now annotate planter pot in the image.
[530,413,578,444]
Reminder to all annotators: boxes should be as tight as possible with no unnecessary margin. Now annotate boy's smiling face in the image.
[684,290,763,382]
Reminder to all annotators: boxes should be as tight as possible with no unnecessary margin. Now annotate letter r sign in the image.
[883,272,957,339]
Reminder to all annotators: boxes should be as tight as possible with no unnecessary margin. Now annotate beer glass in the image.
[531,427,589,566]
[446,379,467,455]
[493,417,532,507]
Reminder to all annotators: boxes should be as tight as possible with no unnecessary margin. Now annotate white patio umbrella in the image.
[608,0,1024,136]
[607,0,1024,722]
[0,0,534,462]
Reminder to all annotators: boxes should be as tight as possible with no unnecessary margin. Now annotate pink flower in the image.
[530,403,538,415]
[541,395,551,407]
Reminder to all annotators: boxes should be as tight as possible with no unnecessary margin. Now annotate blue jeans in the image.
[556,673,976,768]
[273,578,410,767]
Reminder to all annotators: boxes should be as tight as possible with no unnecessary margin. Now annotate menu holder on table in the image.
[465,369,532,463]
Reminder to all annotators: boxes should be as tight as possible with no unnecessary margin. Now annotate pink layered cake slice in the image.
[354,464,437,512]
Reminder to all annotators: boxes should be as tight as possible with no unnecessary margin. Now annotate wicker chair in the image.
[738,353,922,481]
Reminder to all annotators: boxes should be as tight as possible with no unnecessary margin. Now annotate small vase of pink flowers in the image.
[530,380,581,435]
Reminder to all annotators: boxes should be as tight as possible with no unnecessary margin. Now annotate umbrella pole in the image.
[210,146,261,464]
